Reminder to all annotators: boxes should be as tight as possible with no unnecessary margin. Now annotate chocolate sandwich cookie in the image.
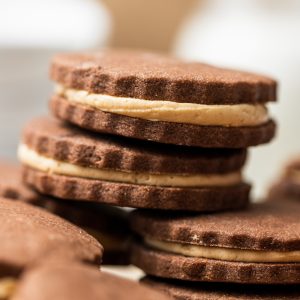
[50,50,276,148]
[18,116,250,211]
[0,161,40,203]
[142,276,300,300]
[269,158,300,201]
[131,200,300,284]
[0,198,102,279]
[0,161,130,265]
[10,262,171,300]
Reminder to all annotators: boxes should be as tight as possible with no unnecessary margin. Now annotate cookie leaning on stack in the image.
[49,50,276,148]
[0,161,130,266]
[18,116,250,212]
[0,198,102,278]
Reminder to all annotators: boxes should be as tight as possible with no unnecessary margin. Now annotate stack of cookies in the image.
[15,50,300,298]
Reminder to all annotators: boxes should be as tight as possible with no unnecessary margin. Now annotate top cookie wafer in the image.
[50,50,277,148]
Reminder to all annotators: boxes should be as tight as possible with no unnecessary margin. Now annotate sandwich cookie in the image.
[0,161,130,265]
[10,262,171,300]
[18,116,250,211]
[142,276,300,300]
[50,50,276,148]
[0,161,40,203]
[0,198,102,281]
[130,200,300,284]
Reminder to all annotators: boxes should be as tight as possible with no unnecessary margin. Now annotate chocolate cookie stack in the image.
[15,50,300,298]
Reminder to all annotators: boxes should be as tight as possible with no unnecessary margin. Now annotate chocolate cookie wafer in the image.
[0,161,130,265]
[18,116,250,211]
[131,200,300,284]
[142,276,300,300]
[0,198,102,278]
[50,49,276,148]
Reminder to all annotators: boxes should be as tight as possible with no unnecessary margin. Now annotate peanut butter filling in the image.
[145,238,300,263]
[56,85,269,127]
[18,144,242,188]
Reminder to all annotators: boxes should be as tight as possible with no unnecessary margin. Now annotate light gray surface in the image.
[0,48,55,160]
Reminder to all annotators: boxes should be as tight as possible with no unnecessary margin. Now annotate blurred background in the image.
[0,0,300,198]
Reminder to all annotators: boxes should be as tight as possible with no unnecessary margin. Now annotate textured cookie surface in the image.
[131,243,300,284]
[11,262,171,300]
[0,198,102,276]
[22,167,250,211]
[21,116,247,174]
[20,116,250,211]
[50,96,276,148]
[50,50,276,104]
[142,276,300,299]
[131,200,300,251]
[0,161,40,203]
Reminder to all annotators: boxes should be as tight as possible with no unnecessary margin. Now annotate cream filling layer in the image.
[56,85,269,127]
[0,278,16,300]
[18,144,242,187]
[145,238,300,263]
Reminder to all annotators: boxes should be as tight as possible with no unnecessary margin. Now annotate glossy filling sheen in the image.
[0,278,17,299]
[18,144,242,188]
[145,238,300,263]
[56,85,269,127]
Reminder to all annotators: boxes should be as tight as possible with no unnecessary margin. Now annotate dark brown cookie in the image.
[0,198,102,277]
[130,200,300,284]
[50,50,276,104]
[50,96,276,148]
[132,243,300,284]
[0,161,40,203]
[11,262,171,300]
[21,116,247,175]
[49,50,277,148]
[22,167,250,212]
[19,116,250,211]
[142,276,300,300]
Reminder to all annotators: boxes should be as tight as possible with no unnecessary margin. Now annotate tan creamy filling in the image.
[56,85,269,127]
[145,238,300,263]
[0,278,17,300]
[18,144,242,187]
